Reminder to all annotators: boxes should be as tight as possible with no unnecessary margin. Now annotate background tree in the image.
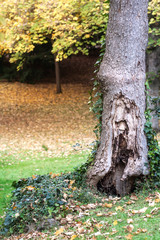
[147,0,160,130]
[87,0,149,196]
[0,0,109,92]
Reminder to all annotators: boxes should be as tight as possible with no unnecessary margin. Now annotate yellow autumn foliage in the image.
[0,0,159,64]
[0,0,109,65]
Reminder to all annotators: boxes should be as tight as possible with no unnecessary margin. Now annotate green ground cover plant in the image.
[0,150,90,224]
[1,144,160,239]
[2,187,160,239]
[0,148,102,236]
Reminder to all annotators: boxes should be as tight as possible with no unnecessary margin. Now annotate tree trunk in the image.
[87,0,149,196]
[54,54,62,94]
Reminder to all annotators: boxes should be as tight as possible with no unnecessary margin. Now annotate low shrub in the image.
[0,171,100,236]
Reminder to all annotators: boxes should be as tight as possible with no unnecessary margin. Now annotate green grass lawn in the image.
[1,149,160,240]
[0,149,89,220]
[56,191,160,240]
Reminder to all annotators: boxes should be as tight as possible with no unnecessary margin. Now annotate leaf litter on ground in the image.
[0,82,97,155]
[2,190,160,240]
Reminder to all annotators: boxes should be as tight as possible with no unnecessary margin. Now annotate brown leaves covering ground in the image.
[3,192,160,240]
[0,81,96,155]
[0,55,98,155]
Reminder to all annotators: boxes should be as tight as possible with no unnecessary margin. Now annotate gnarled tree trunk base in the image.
[87,93,148,197]
[97,163,135,197]
[86,0,149,196]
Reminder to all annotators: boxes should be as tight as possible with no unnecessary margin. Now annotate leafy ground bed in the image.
[0,82,96,154]
[0,150,90,219]
[0,54,97,155]
[2,185,160,240]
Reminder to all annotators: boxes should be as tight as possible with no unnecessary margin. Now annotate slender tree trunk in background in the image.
[54,54,62,94]
[87,0,149,196]
[146,47,160,131]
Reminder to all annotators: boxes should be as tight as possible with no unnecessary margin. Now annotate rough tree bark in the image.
[87,0,149,196]
[54,53,62,94]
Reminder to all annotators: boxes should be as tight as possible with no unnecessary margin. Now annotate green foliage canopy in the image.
[148,0,160,48]
[0,0,109,68]
[0,0,159,67]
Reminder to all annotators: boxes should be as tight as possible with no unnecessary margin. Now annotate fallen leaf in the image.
[95,223,103,229]
[103,203,113,208]
[89,227,94,233]
[116,206,123,211]
[150,207,160,214]
[50,173,59,179]
[138,207,148,213]
[26,186,35,191]
[131,210,138,214]
[141,229,147,233]
[71,235,78,240]
[60,218,67,225]
[149,201,155,207]
[55,227,64,236]
[111,229,118,235]
[155,192,160,198]
[91,218,97,223]
[15,213,19,218]
[91,237,97,240]
[96,213,103,216]
[117,219,122,222]
[84,219,92,227]
[107,211,117,216]
[127,219,133,224]
[70,180,75,185]
[77,227,85,233]
[126,225,134,233]
[132,207,147,214]
[130,195,138,201]
[127,201,134,205]
[94,231,102,236]
[30,203,34,209]
[12,206,17,210]
[113,220,118,226]
[66,214,74,222]
[125,234,133,239]
[63,193,68,199]
[145,196,153,202]
[134,228,147,234]
[64,232,74,236]
[87,203,96,209]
